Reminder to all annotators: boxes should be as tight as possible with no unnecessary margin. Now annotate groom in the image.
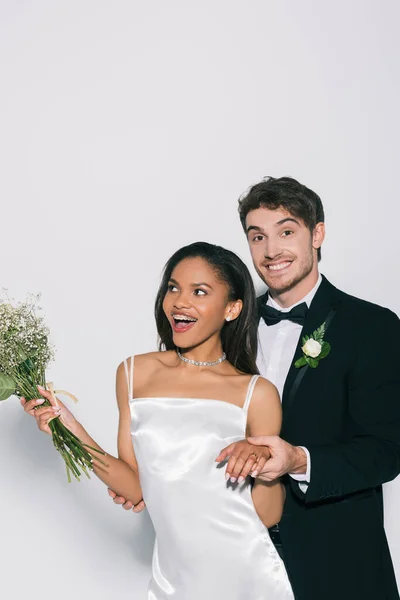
[230,176,400,599]
[110,176,400,599]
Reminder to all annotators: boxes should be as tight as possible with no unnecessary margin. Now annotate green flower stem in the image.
[50,419,105,480]
[12,366,106,482]
[13,368,45,401]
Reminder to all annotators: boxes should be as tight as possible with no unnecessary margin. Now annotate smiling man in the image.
[235,176,400,600]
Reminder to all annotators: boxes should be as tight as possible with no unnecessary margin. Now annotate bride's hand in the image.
[215,439,270,483]
[21,385,79,435]
[107,488,147,513]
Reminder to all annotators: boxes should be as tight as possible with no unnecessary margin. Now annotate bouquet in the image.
[0,292,104,482]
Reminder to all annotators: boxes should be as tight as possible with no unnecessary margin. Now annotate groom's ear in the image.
[312,222,325,251]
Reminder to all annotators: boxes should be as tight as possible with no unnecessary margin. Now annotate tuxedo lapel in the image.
[281,276,341,421]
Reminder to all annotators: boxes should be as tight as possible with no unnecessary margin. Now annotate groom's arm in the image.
[301,307,400,504]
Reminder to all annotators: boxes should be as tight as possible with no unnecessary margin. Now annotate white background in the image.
[1,1,399,598]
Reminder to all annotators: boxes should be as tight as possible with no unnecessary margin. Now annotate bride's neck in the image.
[177,340,225,365]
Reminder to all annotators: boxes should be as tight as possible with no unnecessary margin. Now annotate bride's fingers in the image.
[33,406,61,431]
[215,442,236,463]
[225,451,249,482]
[231,449,260,482]
[113,495,127,505]
[37,385,57,407]
[22,392,76,434]
[236,454,259,482]
[21,397,46,415]
[22,390,65,416]
[132,500,146,513]
[32,405,56,418]
[250,455,268,478]
[36,407,61,433]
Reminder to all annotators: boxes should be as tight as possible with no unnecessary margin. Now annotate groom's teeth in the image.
[268,262,291,271]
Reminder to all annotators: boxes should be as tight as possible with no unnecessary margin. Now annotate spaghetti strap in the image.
[123,356,134,401]
[243,374,260,412]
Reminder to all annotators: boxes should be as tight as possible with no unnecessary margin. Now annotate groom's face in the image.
[245,206,317,295]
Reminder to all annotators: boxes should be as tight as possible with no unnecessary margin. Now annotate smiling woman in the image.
[117,241,294,598]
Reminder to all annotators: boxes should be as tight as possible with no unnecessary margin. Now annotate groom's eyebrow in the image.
[246,217,300,234]
[275,217,300,226]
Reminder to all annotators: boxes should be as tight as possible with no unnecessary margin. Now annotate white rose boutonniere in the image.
[295,322,331,369]
[302,338,322,358]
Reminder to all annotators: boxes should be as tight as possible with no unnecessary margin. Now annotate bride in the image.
[22,241,294,600]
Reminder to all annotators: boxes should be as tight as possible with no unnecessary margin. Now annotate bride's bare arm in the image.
[21,360,143,506]
[215,377,284,527]
[246,378,285,528]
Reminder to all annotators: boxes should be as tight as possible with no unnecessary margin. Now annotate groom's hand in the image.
[107,488,146,513]
[247,436,307,482]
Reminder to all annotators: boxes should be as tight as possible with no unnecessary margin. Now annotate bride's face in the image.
[162,257,240,349]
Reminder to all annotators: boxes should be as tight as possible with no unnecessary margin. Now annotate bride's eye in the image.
[193,289,207,296]
[167,284,178,292]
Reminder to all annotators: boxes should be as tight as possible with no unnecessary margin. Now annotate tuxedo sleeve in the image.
[296,308,400,505]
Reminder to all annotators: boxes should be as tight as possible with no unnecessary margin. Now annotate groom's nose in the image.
[263,238,283,260]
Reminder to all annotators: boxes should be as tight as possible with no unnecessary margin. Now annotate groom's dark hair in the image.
[238,176,325,261]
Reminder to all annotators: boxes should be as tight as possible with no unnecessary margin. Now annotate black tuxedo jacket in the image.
[258,276,400,600]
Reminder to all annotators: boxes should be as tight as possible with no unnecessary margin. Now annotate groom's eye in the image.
[281,230,294,237]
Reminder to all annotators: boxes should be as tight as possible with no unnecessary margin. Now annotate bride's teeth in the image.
[174,315,196,321]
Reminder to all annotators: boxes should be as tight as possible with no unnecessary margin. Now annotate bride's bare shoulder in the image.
[118,350,176,375]
[133,350,177,368]
[252,375,281,405]
[116,351,177,392]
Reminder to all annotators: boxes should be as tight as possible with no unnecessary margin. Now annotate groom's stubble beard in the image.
[256,242,315,296]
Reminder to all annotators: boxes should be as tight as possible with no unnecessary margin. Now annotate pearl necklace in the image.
[177,349,227,367]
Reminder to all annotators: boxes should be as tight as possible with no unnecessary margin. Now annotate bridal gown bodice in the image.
[125,359,294,600]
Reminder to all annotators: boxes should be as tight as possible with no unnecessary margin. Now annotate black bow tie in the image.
[259,302,308,326]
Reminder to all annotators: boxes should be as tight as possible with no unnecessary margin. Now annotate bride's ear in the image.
[225,299,243,322]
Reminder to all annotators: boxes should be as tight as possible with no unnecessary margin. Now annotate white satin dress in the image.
[125,358,294,600]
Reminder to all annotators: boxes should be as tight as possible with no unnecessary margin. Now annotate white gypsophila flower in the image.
[302,338,322,358]
[0,294,54,375]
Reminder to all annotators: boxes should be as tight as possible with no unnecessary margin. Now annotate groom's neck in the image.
[269,269,320,308]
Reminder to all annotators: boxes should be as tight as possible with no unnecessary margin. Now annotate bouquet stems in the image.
[16,369,106,483]
[47,416,107,483]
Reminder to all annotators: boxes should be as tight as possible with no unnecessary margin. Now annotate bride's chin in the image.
[173,337,206,351]
[173,334,193,347]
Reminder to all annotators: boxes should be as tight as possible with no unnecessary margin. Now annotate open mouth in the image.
[171,314,198,333]
[265,261,292,273]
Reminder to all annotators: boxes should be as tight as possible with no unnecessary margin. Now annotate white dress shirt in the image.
[256,274,322,491]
